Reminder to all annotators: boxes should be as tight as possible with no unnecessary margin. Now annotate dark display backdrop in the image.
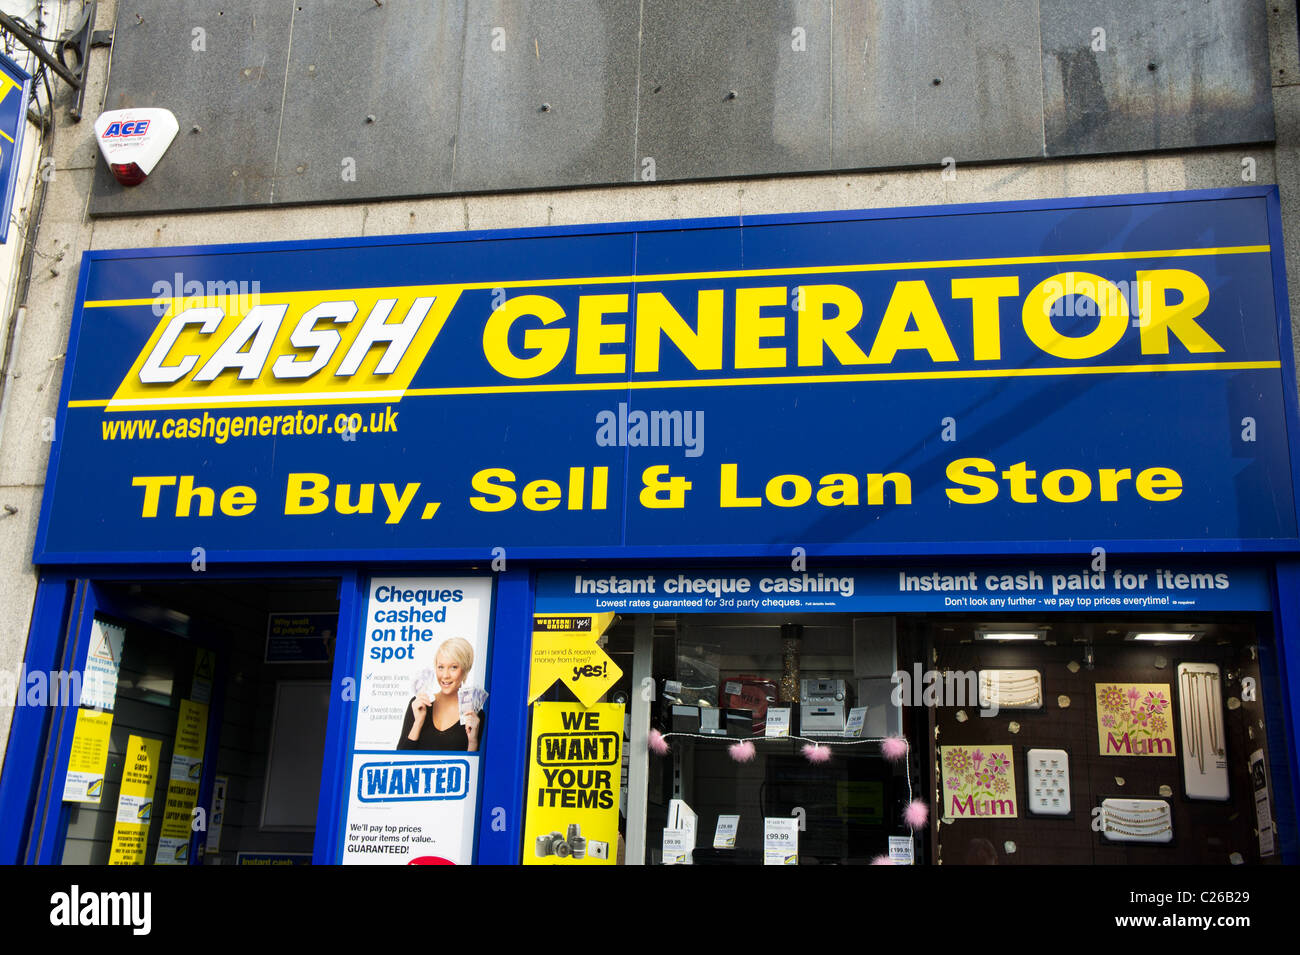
[35,188,1300,563]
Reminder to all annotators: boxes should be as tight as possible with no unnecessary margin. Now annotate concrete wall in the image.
[3,0,1300,770]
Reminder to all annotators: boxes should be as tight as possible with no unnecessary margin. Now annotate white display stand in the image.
[1177,663,1229,800]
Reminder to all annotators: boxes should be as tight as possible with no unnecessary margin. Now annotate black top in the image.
[396,697,485,751]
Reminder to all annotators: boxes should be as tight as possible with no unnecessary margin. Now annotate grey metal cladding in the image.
[832,0,1045,169]
[452,0,640,190]
[1041,0,1275,156]
[85,0,1277,215]
[635,0,833,181]
[89,0,293,214]
[273,0,466,204]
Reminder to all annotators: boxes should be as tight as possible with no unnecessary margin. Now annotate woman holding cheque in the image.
[397,637,487,752]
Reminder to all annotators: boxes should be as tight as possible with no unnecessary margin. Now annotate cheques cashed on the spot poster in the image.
[341,576,494,865]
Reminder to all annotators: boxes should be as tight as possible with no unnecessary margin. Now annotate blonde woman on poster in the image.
[397,637,487,752]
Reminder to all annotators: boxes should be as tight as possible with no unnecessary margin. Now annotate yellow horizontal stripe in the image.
[70,394,398,410]
[81,245,1271,308]
[66,360,1281,409]
[403,360,1281,396]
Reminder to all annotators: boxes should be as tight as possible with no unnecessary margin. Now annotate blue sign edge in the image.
[0,53,30,245]
[34,185,1300,565]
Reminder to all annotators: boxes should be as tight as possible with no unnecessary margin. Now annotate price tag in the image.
[844,706,868,737]
[664,680,683,696]
[888,835,914,865]
[662,829,690,865]
[765,707,791,738]
[724,681,742,695]
[763,817,799,865]
[714,814,740,849]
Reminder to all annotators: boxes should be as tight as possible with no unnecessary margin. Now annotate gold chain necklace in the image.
[1181,669,1222,774]
[1106,821,1172,838]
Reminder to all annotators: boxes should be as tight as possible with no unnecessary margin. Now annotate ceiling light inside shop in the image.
[1126,631,1202,642]
[976,629,1046,641]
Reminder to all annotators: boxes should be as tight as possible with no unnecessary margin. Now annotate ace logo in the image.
[101,120,150,137]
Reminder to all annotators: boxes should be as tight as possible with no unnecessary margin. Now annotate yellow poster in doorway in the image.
[108,735,162,865]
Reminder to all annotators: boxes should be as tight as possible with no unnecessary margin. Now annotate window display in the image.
[532,570,1287,867]
[643,613,920,865]
[1178,663,1228,800]
[1100,798,1174,844]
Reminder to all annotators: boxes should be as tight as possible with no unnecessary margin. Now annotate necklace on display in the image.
[1105,821,1172,838]
[1181,669,1223,775]
[1104,811,1170,828]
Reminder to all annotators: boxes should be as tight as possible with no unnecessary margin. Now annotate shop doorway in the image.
[37,577,339,865]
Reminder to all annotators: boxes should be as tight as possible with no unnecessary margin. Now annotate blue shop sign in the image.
[535,563,1274,614]
[35,187,1300,563]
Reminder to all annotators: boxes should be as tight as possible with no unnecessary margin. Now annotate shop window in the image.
[56,579,338,865]
[642,613,917,865]
[920,616,1283,865]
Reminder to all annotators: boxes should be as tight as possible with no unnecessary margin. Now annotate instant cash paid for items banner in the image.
[35,189,1300,563]
[339,576,494,865]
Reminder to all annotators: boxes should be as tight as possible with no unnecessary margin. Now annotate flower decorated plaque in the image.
[940,745,1018,819]
[1095,683,1176,757]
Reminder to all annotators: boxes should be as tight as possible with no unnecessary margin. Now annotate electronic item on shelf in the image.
[720,675,779,732]
[1099,798,1173,844]
[799,678,853,735]
[978,669,1043,709]
[1026,748,1071,816]
[1178,662,1229,800]
[671,704,701,733]
[670,704,752,738]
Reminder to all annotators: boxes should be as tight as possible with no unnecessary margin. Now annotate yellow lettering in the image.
[576,294,628,375]
[133,476,177,518]
[523,479,562,511]
[719,463,761,507]
[951,276,1019,360]
[470,468,517,512]
[867,472,912,505]
[1022,272,1127,359]
[868,281,957,363]
[633,291,724,372]
[482,295,568,378]
[176,475,214,517]
[285,473,330,515]
[1136,269,1222,355]
[946,458,998,504]
[797,285,868,367]
[1136,467,1183,501]
[734,287,788,369]
[220,486,257,516]
[816,474,859,506]
[1041,468,1092,503]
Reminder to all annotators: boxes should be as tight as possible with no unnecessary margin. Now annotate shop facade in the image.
[0,187,1297,865]
[1,0,1299,867]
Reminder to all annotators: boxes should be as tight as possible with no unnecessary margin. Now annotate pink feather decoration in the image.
[648,728,670,755]
[881,736,908,761]
[904,799,929,829]
[802,742,831,763]
[870,854,896,865]
[728,739,757,763]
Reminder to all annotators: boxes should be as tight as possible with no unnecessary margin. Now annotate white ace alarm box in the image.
[93,108,179,186]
